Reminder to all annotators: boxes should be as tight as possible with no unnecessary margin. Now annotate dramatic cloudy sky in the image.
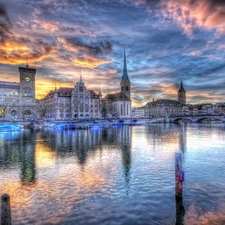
[0,0,225,106]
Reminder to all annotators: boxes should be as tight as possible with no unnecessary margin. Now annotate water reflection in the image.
[0,124,225,225]
[176,196,185,225]
[179,124,187,153]
[20,131,36,184]
[176,124,186,225]
[120,127,132,195]
[0,130,36,184]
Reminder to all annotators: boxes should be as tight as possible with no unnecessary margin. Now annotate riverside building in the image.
[0,66,37,120]
[40,77,102,120]
[144,81,186,118]
[102,47,132,118]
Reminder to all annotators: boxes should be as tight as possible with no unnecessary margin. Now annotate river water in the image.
[0,123,225,225]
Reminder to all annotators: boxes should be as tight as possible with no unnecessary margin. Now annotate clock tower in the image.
[19,66,36,100]
[178,80,186,105]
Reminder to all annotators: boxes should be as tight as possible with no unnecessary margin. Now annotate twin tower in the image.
[120,47,186,105]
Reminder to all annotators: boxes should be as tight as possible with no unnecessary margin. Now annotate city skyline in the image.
[0,0,225,106]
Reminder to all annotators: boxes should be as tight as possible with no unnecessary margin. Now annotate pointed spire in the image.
[98,83,102,96]
[79,68,83,83]
[26,50,29,68]
[121,45,130,82]
[179,79,185,92]
[54,78,57,92]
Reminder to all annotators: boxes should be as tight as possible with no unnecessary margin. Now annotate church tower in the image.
[120,46,130,99]
[178,80,186,105]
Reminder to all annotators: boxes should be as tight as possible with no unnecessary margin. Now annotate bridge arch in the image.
[172,118,192,123]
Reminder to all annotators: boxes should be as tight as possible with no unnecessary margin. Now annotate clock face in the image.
[25,76,31,82]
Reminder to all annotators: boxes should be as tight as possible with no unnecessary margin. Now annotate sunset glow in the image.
[1,0,225,106]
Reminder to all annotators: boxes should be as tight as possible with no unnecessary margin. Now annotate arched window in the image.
[24,88,32,97]
[80,96,83,102]
[11,110,17,116]
[12,99,17,106]
[25,99,31,105]
[24,110,31,115]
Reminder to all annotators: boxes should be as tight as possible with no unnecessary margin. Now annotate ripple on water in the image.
[1,125,225,224]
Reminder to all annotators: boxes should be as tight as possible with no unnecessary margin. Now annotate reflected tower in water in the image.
[119,126,132,194]
[20,130,36,184]
[0,130,36,184]
[175,123,187,225]
[44,129,102,165]
[178,123,187,153]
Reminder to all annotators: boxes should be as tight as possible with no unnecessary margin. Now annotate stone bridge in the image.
[170,115,225,123]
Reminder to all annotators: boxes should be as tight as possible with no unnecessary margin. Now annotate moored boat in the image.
[0,124,22,132]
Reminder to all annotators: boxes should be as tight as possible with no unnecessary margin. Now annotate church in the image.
[0,47,132,121]
[102,47,132,118]
[144,81,186,117]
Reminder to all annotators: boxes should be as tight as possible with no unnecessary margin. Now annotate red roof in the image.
[57,87,73,96]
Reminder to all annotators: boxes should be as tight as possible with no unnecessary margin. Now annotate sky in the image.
[0,0,225,106]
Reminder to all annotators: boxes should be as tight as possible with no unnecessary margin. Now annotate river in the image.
[0,123,225,225]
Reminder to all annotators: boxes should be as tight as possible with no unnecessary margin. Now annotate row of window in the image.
[0,99,32,105]
[0,91,19,96]
[74,109,99,113]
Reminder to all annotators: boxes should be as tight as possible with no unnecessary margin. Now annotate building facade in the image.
[132,107,145,118]
[144,99,183,117]
[40,77,102,120]
[102,47,132,118]
[144,81,187,118]
[0,67,37,120]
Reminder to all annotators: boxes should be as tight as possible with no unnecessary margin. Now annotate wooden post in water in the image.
[175,152,184,197]
[175,152,185,225]
[1,194,11,225]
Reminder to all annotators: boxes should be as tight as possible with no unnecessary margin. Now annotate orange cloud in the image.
[41,22,59,32]
[0,41,28,52]
[149,0,225,36]
[0,48,55,65]
[107,69,117,74]
[73,56,112,69]
[29,20,60,32]
[58,37,81,52]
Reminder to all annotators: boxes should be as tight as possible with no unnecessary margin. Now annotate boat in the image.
[111,120,124,126]
[129,119,146,125]
[0,124,22,132]
[76,122,89,129]
[89,122,103,128]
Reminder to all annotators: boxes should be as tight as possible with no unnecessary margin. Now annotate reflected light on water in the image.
[0,124,225,224]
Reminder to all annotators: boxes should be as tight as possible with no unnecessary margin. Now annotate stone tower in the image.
[178,80,186,105]
[19,67,36,100]
[120,46,130,99]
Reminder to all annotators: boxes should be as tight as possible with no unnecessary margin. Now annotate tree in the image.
[0,97,15,120]
[35,100,47,119]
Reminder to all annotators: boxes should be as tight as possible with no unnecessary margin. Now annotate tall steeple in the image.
[120,46,131,99]
[178,80,186,105]
[98,83,102,98]
[179,80,185,92]
[80,70,83,83]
